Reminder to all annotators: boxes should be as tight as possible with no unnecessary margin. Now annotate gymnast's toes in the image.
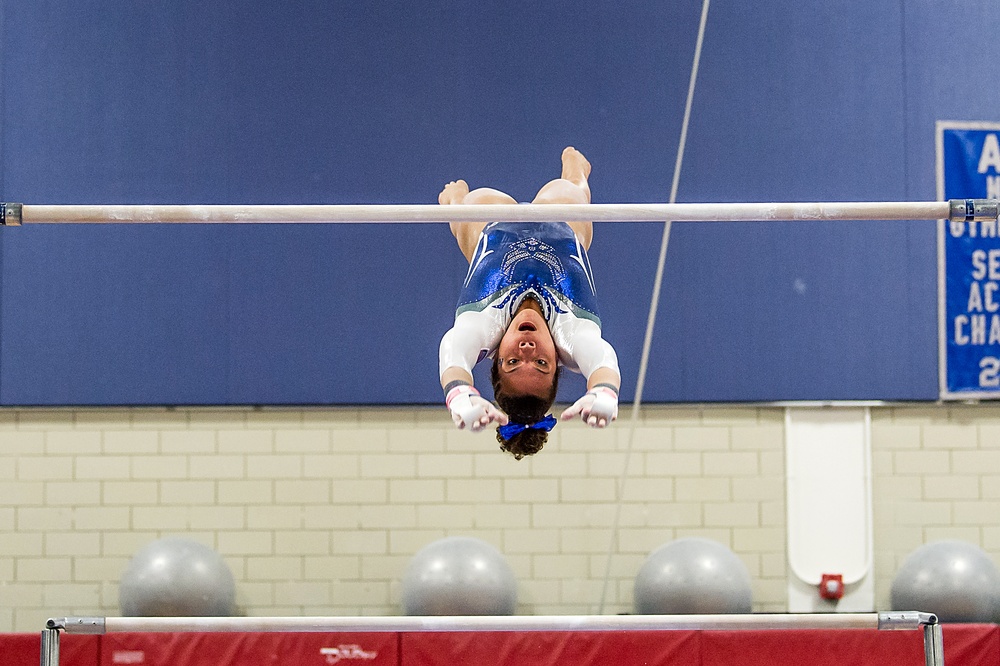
[561,147,591,181]
[439,180,470,205]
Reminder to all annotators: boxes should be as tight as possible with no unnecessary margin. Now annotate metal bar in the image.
[877,611,938,630]
[44,612,942,666]
[39,627,60,666]
[48,613,895,634]
[46,617,105,634]
[924,622,945,666]
[1,199,994,226]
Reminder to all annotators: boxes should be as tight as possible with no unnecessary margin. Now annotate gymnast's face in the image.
[496,308,557,398]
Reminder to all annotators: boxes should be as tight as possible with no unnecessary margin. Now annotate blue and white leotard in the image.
[439,222,619,380]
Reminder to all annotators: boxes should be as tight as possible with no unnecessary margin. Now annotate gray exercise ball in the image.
[890,540,1000,623]
[633,537,753,614]
[401,536,517,615]
[119,537,237,617]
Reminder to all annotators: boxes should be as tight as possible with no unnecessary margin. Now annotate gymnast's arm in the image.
[439,311,509,431]
[557,319,621,428]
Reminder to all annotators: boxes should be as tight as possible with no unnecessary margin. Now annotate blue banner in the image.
[938,122,1000,398]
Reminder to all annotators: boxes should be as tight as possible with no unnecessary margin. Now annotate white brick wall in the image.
[870,404,1000,611]
[1,404,1000,631]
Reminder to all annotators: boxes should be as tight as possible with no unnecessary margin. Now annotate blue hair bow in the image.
[498,414,557,441]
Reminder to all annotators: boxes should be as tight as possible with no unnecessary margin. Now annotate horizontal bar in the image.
[2,200,995,226]
[48,612,934,634]
[878,611,938,630]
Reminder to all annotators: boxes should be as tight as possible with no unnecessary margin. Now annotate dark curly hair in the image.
[490,356,560,460]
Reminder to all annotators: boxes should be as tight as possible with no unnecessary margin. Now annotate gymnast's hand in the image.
[560,386,618,428]
[446,385,509,432]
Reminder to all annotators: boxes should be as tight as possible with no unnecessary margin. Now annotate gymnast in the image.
[439,147,621,459]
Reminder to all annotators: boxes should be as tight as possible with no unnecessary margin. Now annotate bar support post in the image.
[924,622,944,666]
[39,626,60,666]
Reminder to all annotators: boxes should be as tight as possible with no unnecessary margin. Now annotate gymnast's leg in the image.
[439,180,517,262]
[531,146,593,250]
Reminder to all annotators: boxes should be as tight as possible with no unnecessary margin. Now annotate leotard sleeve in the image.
[553,316,620,381]
[438,310,505,379]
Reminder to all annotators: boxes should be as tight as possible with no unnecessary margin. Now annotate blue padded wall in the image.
[1,0,999,405]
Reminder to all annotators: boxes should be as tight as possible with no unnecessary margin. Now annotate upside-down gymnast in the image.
[438,147,621,459]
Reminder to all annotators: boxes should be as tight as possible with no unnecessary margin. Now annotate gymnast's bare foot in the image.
[561,147,591,202]
[439,180,470,205]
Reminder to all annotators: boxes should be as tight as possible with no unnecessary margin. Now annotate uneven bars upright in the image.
[41,612,943,666]
[1,199,997,225]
